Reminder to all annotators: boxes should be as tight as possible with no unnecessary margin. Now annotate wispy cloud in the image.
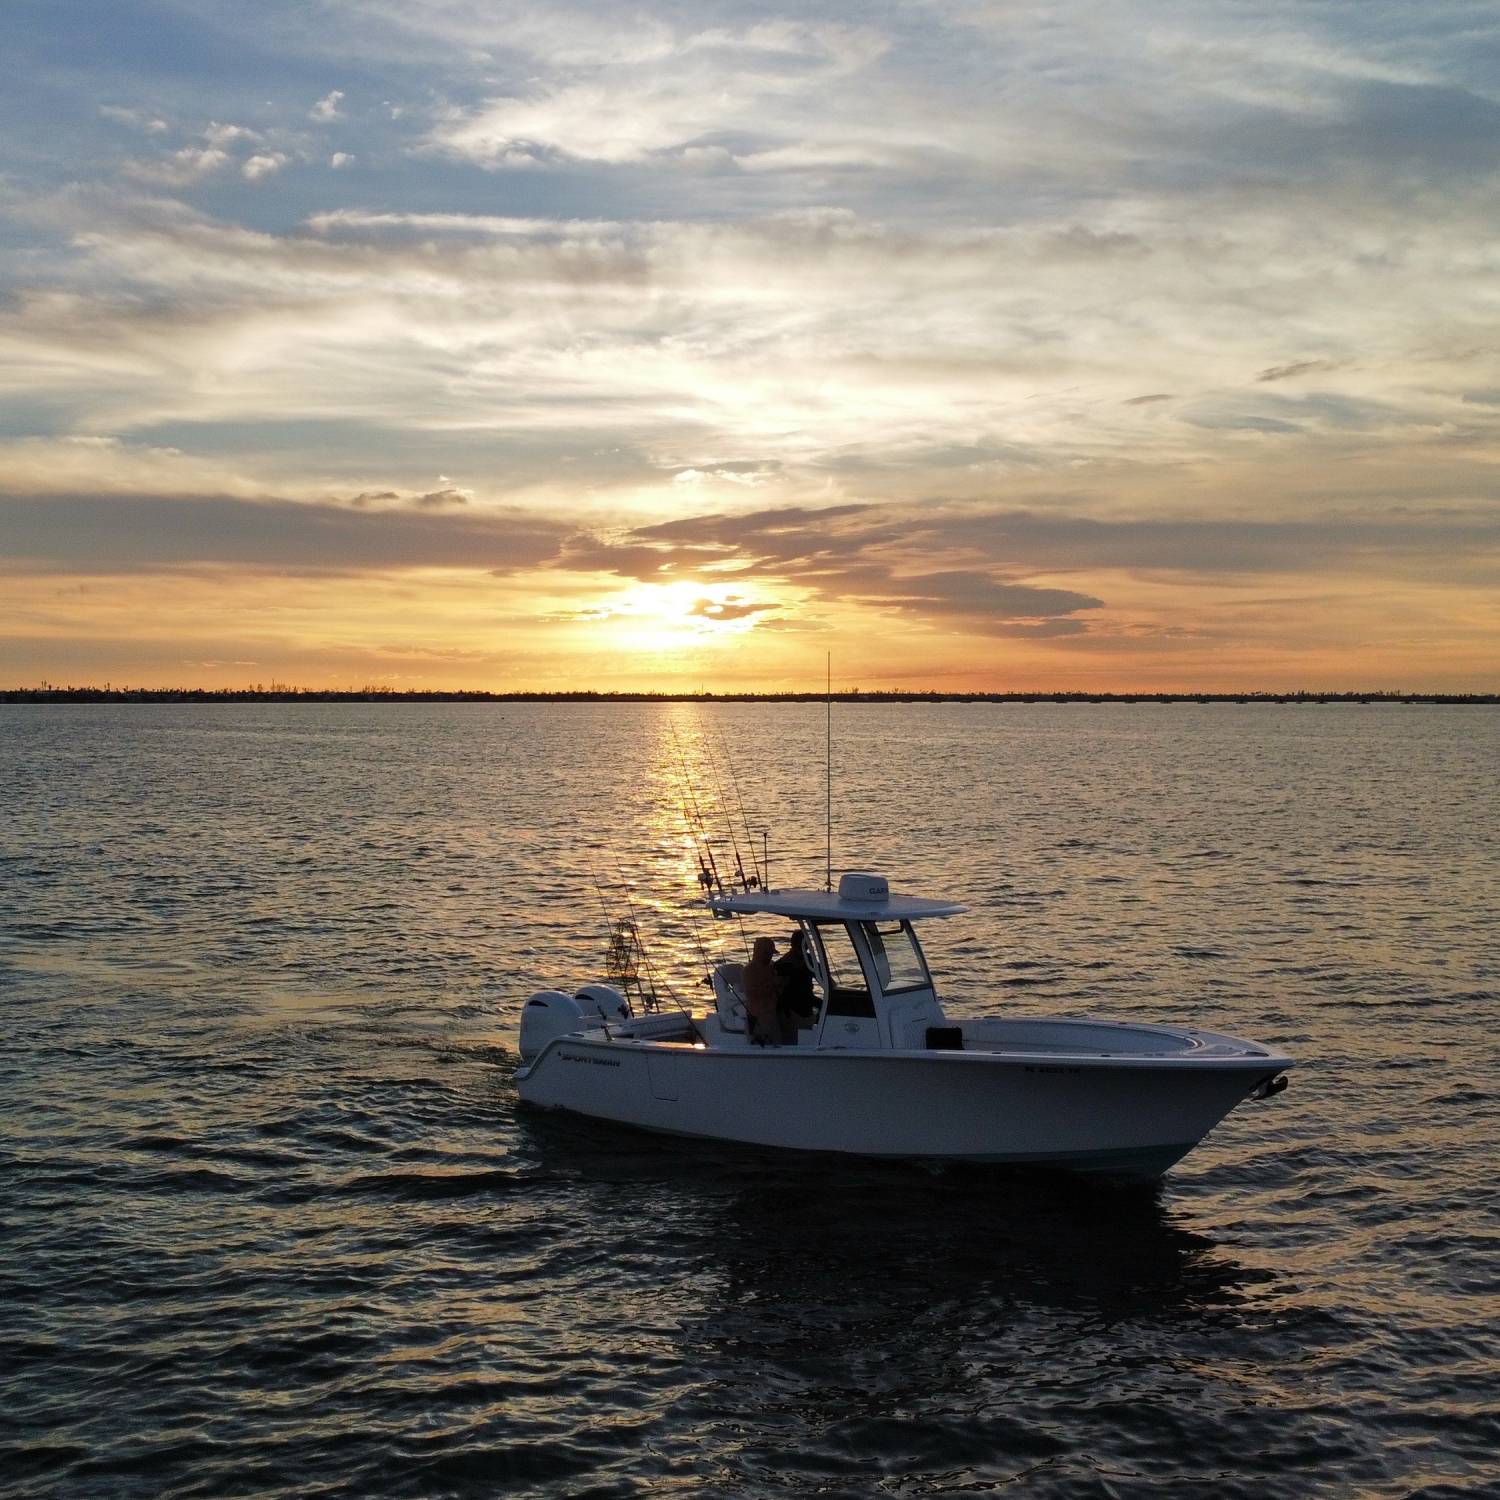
[0,490,566,574]
[429,21,891,169]
[566,499,1500,613]
[1257,360,1340,383]
[99,105,169,134]
[5,194,1495,503]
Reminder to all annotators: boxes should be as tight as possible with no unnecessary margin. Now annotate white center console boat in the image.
[515,872,1292,1179]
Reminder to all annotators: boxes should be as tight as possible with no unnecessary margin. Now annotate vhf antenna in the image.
[826,651,832,893]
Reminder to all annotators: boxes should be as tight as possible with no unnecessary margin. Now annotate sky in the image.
[2,0,1498,692]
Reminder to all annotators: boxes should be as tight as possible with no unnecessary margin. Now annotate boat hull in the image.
[514,1036,1288,1179]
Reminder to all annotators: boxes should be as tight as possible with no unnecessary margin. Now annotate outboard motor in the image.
[518,990,586,1061]
[574,984,631,1022]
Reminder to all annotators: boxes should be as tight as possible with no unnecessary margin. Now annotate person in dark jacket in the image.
[774,929,817,1039]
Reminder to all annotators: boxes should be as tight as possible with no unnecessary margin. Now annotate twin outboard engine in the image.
[518,985,630,1061]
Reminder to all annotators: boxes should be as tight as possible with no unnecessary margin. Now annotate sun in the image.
[604,580,779,651]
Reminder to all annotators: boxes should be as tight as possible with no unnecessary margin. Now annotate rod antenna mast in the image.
[825,651,832,893]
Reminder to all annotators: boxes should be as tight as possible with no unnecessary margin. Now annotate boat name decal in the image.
[559,1052,622,1068]
[1023,1065,1083,1075]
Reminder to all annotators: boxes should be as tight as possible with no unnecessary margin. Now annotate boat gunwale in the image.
[516,1029,1294,1077]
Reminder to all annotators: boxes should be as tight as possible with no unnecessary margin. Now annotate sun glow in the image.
[600,580,782,651]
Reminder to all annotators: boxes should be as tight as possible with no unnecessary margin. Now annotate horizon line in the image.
[4,687,1498,706]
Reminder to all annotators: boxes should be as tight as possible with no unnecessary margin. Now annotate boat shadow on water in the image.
[513,1109,1281,1491]
[516,1105,1268,1320]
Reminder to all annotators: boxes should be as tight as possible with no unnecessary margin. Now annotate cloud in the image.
[429,21,889,168]
[5,1,1500,686]
[540,604,614,623]
[393,0,1500,234]
[633,504,876,546]
[0,436,268,498]
[0,491,567,574]
[113,121,290,191]
[124,146,231,186]
[1257,360,1339,383]
[689,596,778,622]
[870,569,1103,620]
[204,122,261,149]
[99,105,168,134]
[672,460,782,486]
[556,504,1106,635]
[554,533,728,582]
[242,152,288,181]
[565,501,1500,629]
[5,188,1497,502]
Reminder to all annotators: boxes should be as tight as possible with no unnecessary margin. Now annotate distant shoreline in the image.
[4,688,1496,705]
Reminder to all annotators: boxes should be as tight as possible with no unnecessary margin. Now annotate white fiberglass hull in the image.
[514,1019,1291,1179]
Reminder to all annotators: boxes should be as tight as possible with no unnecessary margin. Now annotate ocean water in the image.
[2,701,1497,1499]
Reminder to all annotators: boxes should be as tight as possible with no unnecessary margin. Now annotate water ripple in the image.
[1,701,1496,1498]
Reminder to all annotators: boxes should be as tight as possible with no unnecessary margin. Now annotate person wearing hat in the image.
[742,935,781,1045]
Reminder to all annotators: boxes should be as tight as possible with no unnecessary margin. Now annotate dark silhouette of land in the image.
[3,687,1495,705]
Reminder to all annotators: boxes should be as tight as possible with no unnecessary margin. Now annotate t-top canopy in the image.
[706,886,967,922]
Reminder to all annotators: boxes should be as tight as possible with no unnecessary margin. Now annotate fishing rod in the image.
[581,854,631,1032]
[714,722,763,890]
[651,768,721,988]
[587,846,666,1019]
[679,881,717,985]
[663,742,737,982]
[701,725,754,895]
[585,859,621,959]
[669,719,724,896]
[669,718,750,959]
[670,733,719,899]
[602,836,676,1013]
[826,651,833,893]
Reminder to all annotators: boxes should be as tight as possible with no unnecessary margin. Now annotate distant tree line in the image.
[3,686,1496,705]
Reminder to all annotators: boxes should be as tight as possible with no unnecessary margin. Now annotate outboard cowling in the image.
[519,990,587,1061]
[574,984,631,1022]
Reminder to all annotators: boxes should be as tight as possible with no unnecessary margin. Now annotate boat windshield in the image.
[812,922,875,1017]
[860,920,931,994]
